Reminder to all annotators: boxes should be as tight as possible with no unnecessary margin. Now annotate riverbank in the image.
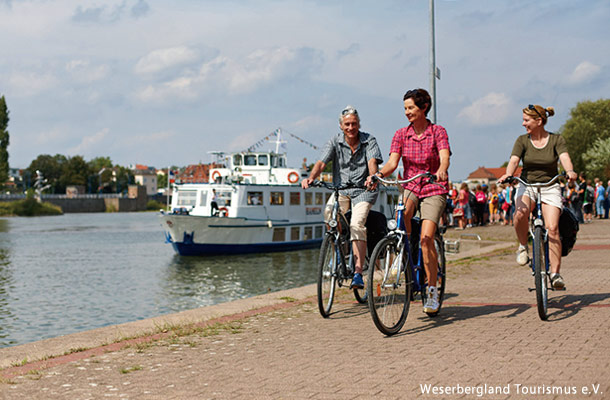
[0,198,62,216]
[2,221,609,398]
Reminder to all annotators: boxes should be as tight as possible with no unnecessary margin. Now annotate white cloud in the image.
[457,92,513,127]
[66,59,109,83]
[134,46,200,75]
[566,61,601,85]
[68,128,109,155]
[134,46,323,103]
[8,71,58,96]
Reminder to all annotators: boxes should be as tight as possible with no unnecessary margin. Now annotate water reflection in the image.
[162,249,319,311]
[0,218,16,346]
[0,213,321,347]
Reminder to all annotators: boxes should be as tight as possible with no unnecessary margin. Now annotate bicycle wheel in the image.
[317,235,337,318]
[367,237,412,335]
[533,226,548,320]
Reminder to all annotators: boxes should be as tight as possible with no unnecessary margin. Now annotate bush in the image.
[1,198,63,216]
[146,199,165,211]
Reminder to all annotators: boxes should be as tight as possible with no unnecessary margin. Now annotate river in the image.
[0,212,319,348]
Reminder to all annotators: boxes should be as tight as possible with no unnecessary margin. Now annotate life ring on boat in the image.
[218,207,229,217]
[287,171,299,184]
[211,171,221,181]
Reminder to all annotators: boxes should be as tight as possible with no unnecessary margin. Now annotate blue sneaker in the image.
[350,273,364,289]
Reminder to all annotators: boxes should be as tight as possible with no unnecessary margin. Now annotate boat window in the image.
[258,154,268,166]
[272,227,286,242]
[314,225,324,239]
[289,192,300,205]
[176,191,197,207]
[304,192,313,205]
[315,192,323,205]
[270,155,278,168]
[244,155,257,166]
[233,154,242,166]
[304,226,313,240]
[247,191,263,206]
[279,157,286,167]
[200,191,208,207]
[270,192,284,205]
[291,227,300,241]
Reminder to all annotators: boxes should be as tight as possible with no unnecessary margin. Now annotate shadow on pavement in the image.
[392,302,531,337]
[547,292,610,321]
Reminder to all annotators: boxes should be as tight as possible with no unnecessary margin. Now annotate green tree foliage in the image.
[27,154,68,193]
[60,155,91,189]
[559,99,610,178]
[582,137,610,180]
[88,156,114,192]
[0,96,9,187]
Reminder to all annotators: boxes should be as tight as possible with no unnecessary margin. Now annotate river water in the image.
[0,212,318,348]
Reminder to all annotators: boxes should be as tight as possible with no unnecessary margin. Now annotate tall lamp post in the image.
[429,0,439,123]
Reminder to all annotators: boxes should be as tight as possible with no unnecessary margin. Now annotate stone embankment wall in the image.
[1,185,150,213]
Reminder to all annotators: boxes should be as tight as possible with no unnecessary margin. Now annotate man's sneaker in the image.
[423,286,440,314]
[551,274,565,290]
[516,246,529,266]
[350,273,364,289]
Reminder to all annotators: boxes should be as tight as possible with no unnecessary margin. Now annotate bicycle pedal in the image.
[528,288,536,292]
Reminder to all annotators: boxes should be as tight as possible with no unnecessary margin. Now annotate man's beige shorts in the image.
[403,190,446,226]
[324,194,372,241]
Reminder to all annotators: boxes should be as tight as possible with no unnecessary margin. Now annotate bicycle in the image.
[313,181,369,318]
[501,173,565,321]
[366,173,447,335]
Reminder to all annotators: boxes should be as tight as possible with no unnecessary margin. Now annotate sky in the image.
[1,0,609,180]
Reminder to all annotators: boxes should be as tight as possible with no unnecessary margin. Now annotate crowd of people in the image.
[444,174,610,229]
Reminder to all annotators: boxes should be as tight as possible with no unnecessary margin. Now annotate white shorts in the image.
[515,183,563,210]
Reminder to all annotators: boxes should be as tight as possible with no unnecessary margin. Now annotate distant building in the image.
[466,166,521,187]
[177,163,222,183]
[132,164,158,195]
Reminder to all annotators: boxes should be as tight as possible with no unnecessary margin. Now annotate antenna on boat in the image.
[272,128,287,154]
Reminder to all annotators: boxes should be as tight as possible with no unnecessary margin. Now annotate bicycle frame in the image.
[375,173,432,292]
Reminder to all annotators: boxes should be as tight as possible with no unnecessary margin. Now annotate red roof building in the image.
[466,166,521,186]
[177,163,223,183]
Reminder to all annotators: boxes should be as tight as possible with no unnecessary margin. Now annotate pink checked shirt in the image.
[389,122,451,198]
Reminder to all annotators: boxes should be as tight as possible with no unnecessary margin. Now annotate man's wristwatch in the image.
[375,171,384,178]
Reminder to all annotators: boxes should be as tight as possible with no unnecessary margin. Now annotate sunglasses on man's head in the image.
[341,108,358,116]
[528,104,543,119]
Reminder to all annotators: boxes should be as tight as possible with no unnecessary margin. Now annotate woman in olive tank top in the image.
[498,104,578,290]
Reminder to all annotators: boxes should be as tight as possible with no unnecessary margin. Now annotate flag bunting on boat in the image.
[244,128,320,152]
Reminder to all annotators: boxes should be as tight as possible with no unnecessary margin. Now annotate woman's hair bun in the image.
[545,106,555,117]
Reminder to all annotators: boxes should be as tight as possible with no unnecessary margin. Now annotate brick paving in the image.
[1,221,609,399]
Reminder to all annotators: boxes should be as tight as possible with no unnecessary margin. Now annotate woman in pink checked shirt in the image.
[367,88,451,315]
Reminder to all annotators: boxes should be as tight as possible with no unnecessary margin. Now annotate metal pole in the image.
[429,0,437,123]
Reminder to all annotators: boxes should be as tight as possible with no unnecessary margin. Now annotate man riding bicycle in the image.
[301,105,383,290]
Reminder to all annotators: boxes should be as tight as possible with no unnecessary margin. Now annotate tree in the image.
[60,155,91,190]
[0,96,9,187]
[582,137,610,180]
[89,156,114,192]
[559,99,610,177]
[27,154,68,193]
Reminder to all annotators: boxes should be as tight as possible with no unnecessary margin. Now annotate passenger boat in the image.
[160,130,395,256]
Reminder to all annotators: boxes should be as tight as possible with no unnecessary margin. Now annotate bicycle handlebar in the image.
[373,172,436,186]
[500,173,565,188]
[311,181,366,191]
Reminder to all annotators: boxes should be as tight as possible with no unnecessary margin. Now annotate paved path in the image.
[1,221,609,399]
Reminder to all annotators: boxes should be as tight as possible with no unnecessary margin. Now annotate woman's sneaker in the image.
[516,245,529,266]
[350,273,364,289]
[423,286,439,314]
[551,274,565,290]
